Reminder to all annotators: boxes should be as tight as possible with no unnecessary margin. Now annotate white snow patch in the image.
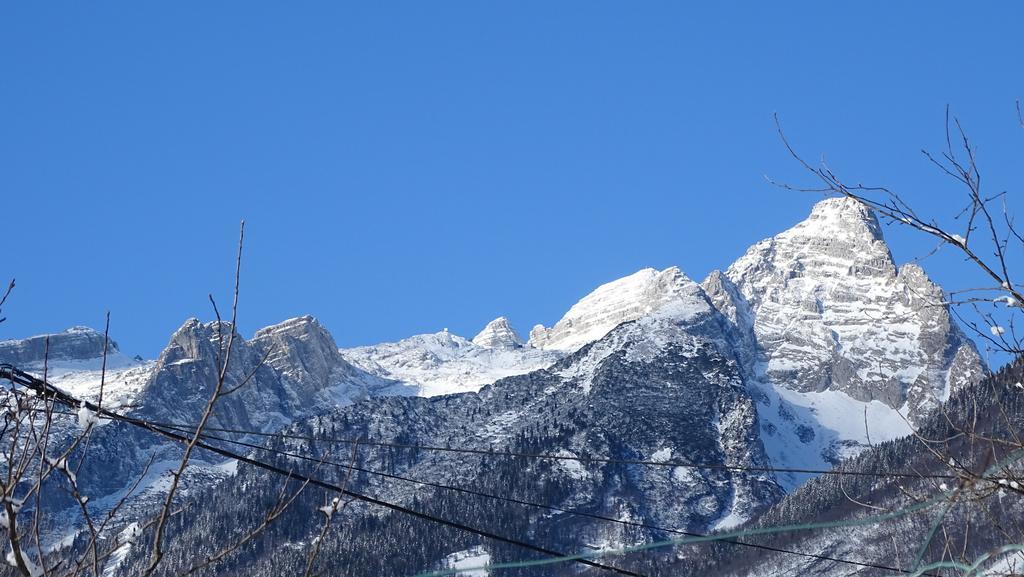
[982,550,1024,576]
[651,448,673,463]
[102,523,142,577]
[442,546,490,576]
[554,450,589,480]
[754,379,914,491]
[342,331,560,397]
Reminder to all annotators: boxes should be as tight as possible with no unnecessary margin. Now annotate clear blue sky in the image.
[2,2,1023,359]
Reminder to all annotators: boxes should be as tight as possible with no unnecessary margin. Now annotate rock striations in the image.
[719,197,983,416]
[703,198,985,486]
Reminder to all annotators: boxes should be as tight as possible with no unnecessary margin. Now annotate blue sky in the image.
[2,2,1023,358]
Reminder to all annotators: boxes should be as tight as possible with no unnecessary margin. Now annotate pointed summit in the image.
[472,317,524,349]
[721,197,984,417]
[726,197,896,312]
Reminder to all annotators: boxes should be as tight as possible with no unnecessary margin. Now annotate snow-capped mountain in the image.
[0,316,412,555]
[722,197,982,414]
[0,325,127,368]
[528,267,701,352]
[134,315,406,430]
[472,316,524,348]
[703,197,985,487]
[342,324,562,397]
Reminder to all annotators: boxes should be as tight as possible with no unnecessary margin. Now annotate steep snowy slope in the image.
[528,267,704,352]
[342,323,562,396]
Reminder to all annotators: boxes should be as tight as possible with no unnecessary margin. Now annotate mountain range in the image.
[0,197,995,576]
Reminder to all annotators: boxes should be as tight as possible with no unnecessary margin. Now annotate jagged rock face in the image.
[528,267,708,352]
[248,315,398,406]
[135,316,399,431]
[0,326,121,366]
[722,197,985,417]
[251,315,343,385]
[343,329,561,397]
[700,270,758,371]
[471,316,524,348]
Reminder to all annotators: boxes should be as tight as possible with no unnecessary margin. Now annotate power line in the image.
[185,425,935,576]
[0,364,647,577]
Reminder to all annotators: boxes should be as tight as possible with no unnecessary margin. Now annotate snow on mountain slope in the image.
[701,197,986,488]
[342,325,561,397]
[335,200,984,490]
[0,326,152,409]
[528,266,706,352]
[441,547,490,577]
[0,326,132,367]
[344,268,711,398]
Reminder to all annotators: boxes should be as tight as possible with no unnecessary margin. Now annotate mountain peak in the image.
[797,196,884,242]
[528,266,711,352]
[722,196,984,419]
[472,316,524,348]
[727,196,896,305]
